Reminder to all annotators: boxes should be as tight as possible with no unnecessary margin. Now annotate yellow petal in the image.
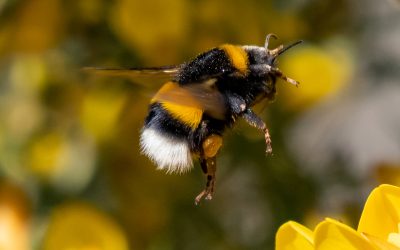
[275,221,314,250]
[363,233,400,250]
[358,184,400,241]
[315,218,376,250]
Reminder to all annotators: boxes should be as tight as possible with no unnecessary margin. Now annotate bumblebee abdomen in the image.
[151,81,204,129]
[140,127,193,173]
[140,103,195,173]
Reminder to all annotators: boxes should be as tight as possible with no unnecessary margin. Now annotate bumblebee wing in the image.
[82,65,182,88]
[83,65,181,77]
[84,67,226,119]
[154,80,227,120]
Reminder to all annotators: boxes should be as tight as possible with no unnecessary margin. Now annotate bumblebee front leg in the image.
[195,134,222,205]
[241,108,273,154]
[249,64,299,87]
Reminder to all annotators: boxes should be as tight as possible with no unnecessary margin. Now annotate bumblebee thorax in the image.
[242,46,272,65]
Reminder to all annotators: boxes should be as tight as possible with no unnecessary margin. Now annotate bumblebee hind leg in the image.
[194,135,222,205]
[195,157,217,205]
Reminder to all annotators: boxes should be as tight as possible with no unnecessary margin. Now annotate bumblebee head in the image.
[264,34,303,65]
[261,34,302,87]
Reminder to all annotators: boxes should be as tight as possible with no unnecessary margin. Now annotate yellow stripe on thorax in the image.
[220,44,249,75]
[151,82,203,129]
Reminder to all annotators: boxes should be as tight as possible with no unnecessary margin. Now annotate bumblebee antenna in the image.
[264,35,302,86]
[277,40,303,56]
[265,33,278,50]
[270,40,303,66]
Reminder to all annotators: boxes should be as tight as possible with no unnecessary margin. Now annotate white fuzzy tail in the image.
[140,128,193,174]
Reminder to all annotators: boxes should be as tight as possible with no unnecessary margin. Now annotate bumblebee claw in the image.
[194,189,213,205]
[195,191,206,205]
[196,154,217,206]
[285,77,300,87]
[266,146,273,155]
[265,132,273,155]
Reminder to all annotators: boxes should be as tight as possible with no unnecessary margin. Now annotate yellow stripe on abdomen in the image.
[220,44,249,75]
[151,82,203,129]
[161,102,203,129]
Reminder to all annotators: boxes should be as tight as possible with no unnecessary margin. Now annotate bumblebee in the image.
[87,34,302,205]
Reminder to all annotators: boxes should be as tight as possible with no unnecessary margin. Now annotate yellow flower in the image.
[110,0,188,64]
[276,221,313,250]
[276,184,400,249]
[314,218,377,250]
[27,132,67,179]
[0,182,31,250]
[80,87,127,141]
[278,42,353,111]
[276,218,378,250]
[43,202,129,250]
[358,185,400,248]
[25,130,96,193]
[2,0,64,53]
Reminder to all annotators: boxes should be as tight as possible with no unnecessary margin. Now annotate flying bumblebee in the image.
[86,34,302,205]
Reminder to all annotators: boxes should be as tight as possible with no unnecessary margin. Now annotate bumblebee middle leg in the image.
[241,108,273,154]
[195,134,222,205]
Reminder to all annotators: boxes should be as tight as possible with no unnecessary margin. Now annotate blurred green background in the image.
[0,0,399,249]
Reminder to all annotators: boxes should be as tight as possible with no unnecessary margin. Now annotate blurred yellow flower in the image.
[110,0,188,63]
[2,0,64,53]
[80,88,127,141]
[276,184,400,249]
[10,55,48,92]
[2,55,47,142]
[278,42,353,110]
[43,202,129,250]
[26,130,96,193]
[27,132,67,179]
[195,0,264,44]
[0,182,31,250]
